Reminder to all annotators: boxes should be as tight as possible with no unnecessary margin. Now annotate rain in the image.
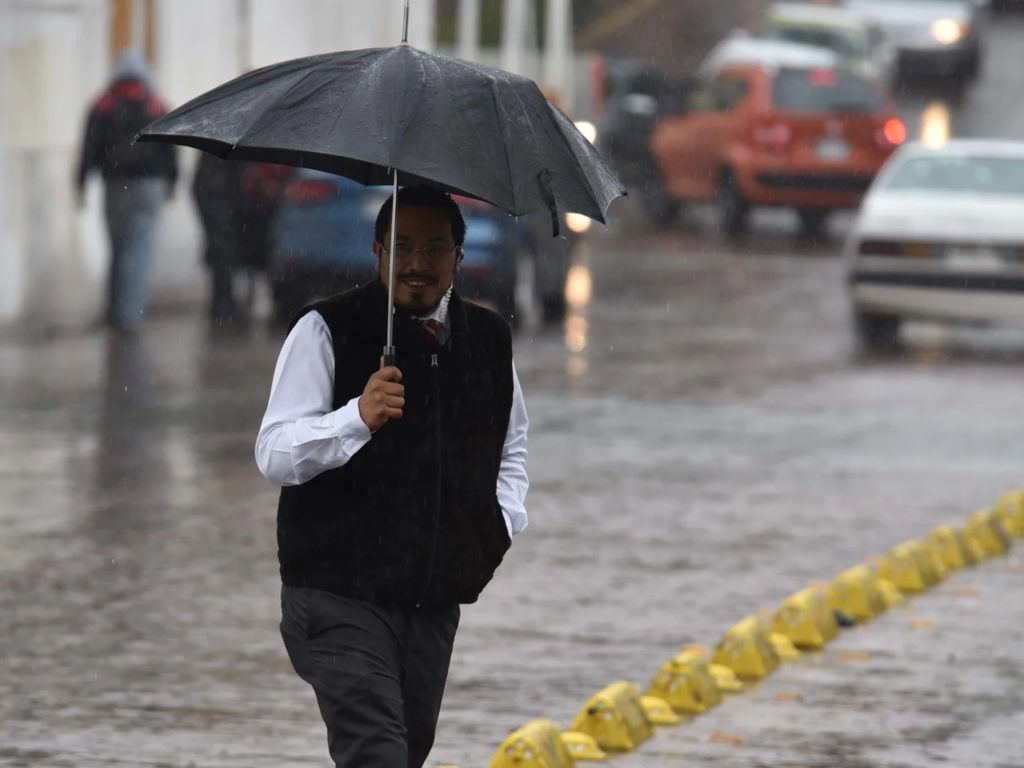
[2,1,1024,767]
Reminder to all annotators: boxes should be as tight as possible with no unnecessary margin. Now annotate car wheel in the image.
[717,171,748,238]
[854,310,901,353]
[797,209,830,240]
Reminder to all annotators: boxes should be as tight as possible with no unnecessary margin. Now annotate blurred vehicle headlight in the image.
[574,120,597,145]
[930,19,968,45]
[565,212,592,234]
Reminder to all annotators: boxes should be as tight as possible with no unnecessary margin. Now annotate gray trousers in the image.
[280,586,460,768]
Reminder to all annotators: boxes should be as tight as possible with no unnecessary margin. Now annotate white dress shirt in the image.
[255,310,529,538]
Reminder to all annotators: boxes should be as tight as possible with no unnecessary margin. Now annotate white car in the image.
[763,2,896,83]
[842,0,985,81]
[846,140,1024,349]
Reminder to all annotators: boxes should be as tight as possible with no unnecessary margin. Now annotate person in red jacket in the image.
[76,49,178,330]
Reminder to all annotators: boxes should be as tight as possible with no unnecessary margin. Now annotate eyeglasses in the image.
[380,243,459,261]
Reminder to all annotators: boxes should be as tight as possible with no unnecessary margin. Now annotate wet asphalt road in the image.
[4,13,1024,768]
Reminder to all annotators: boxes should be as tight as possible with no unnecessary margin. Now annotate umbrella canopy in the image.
[138,44,625,234]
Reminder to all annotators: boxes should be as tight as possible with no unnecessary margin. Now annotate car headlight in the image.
[574,120,597,145]
[930,18,968,45]
[565,212,592,234]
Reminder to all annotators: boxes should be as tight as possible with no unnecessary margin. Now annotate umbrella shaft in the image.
[402,0,410,43]
[384,170,399,367]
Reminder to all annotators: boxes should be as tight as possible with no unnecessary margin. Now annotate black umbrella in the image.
[138,5,625,361]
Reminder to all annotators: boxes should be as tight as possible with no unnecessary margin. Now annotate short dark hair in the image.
[374,185,466,247]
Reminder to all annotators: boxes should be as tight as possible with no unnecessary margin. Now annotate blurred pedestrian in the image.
[191,153,244,325]
[236,162,290,310]
[255,185,529,767]
[76,49,178,330]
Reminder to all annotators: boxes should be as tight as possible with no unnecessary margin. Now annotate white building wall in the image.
[1,0,108,326]
[1,0,435,329]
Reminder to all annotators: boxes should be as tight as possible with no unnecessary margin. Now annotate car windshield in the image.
[772,67,881,113]
[766,26,870,58]
[883,155,1024,196]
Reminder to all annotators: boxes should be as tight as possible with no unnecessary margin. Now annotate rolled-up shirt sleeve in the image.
[497,363,529,538]
[255,312,372,486]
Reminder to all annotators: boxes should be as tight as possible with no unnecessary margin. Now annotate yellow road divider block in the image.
[928,526,975,571]
[771,587,840,650]
[560,732,607,762]
[640,696,682,726]
[875,577,906,609]
[994,490,1024,538]
[488,719,576,768]
[828,565,886,622]
[769,633,801,660]
[878,544,931,595]
[645,650,721,714]
[570,681,654,753]
[966,508,1012,557]
[712,616,781,681]
[708,663,745,692]
[907,539,946,586]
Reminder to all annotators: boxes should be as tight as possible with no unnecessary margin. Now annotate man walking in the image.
[76,49,177,330]
[255,185,529,767]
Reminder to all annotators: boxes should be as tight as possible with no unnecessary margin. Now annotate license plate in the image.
[816,138,850,160]
[945,247,1004,272]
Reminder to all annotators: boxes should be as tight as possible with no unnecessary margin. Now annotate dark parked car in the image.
[268,169,553,326]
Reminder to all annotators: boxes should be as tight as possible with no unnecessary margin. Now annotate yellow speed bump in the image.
[769,633,801,660]
[877,544,930,595]
[560,731,607,762]
[906,539,946,586]
[928,525,974,571]
[708,663,745,692]
[640,696,681,726]
[488,719,576,768]
[875,577,906,609]
[712,616,780,681]
[570,681,654,752]
[771,587,840,650]
[966,508,1012,557]
[645,650,721,714]
[828,565,886,622]
[994,490,1024,538]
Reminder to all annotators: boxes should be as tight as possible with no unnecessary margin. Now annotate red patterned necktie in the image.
[421,318,442,345]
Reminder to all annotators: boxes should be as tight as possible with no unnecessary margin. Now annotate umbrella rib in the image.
[544,103,608,220]
[485,76,520,214]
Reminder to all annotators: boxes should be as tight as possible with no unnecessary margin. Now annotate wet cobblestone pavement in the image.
[3,230,1023,766]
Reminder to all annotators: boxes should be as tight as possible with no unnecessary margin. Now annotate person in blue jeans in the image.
[76,50,177,329]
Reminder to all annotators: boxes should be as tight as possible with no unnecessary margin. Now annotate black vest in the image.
[276,281,515,607]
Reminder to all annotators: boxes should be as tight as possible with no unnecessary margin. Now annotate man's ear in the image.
[453,247,464,274]
[372,241,385,272]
